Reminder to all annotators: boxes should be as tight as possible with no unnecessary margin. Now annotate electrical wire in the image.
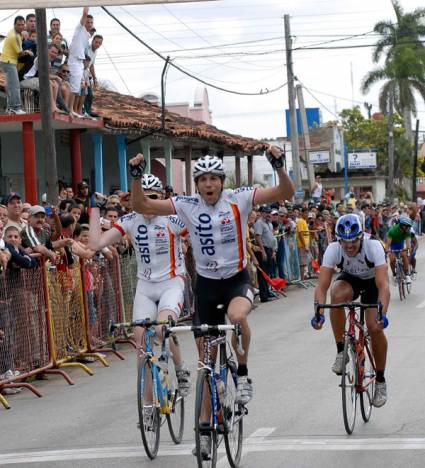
[102,43,133,95]
[0,10,20,23]
[101,6,287,96]
[298,82,340,120]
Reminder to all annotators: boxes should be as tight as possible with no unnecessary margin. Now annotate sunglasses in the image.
[147,193,160,200]
[61,70,70,74]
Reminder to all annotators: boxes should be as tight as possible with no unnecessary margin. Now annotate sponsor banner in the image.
[348,151,377,169]
[308,150,330,164]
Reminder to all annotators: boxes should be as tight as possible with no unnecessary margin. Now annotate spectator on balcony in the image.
[56,64,73,113]
[48,18,69,56]
[49,33,66,74]
[0,16,34,115]
[4,193,27,232]
[18,30,37,81]
[20,44,63,114]
[4,225,38,269]
[25,13,36,35]
[68,7,92,119]
[83,34,103,117]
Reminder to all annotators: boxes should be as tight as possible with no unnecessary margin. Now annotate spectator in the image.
[66,186,74,199]
[119,192,132,214]
[83,34,103,117]
[48,18,69,55]
[25,13,36,34]
[68,7,93,118]
[20,44,63,114]
[0,16,33,115]
[56,64,73,113]
[0,222,11,271]
[74,181,90,223]
[0,204,8,225]
[49,32,66,74]
[296,207,310,281]
[59,198,75,215]
[18,30,37,81]
[104,207,119,225]
[69,203,82,222]
[164,186,174,199]
[4,193,27,232]
[311,175,323,204]
[4,225,38,269]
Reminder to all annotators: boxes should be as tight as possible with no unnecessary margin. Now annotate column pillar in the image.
[116,134,128,192]
[247,155,253,186]
[185,145,192,195]
[22,121,37,204]
[164,139,173,186]
[92,133,104,194]
[235,153,241,187]
[70,129,82,193]
[141,139,151,173]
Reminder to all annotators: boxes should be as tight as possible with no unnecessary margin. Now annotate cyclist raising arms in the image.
[313,214,390,407]
[88,174,191,396]
[128,147,294,406]
[386,216,413,284]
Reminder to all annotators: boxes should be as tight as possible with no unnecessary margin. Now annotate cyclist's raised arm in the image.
[88,206,122,251]
[254,146,294,205]
[129,154,174,216]
[314,266,333,305]
[374,265,390,314]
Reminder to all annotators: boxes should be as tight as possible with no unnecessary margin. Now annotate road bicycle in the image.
[109,318,184,459]
[312,301,388,435]
[391,249,409,300]
[171,322,246,468]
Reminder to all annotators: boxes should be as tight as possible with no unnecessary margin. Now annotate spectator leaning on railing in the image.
[4,193,27,232]
[0,16,34,115]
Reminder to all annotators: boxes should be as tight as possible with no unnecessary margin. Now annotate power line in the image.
[102,44,133,95]
[0,10,20,23]
[298,82,340,120]
[101,6,287,97]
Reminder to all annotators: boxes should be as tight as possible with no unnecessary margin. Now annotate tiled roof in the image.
[92,89,268,154]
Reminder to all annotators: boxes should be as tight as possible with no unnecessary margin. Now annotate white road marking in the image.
[416,299,425,308]
[4,437,425,464]
[216,427,276,468]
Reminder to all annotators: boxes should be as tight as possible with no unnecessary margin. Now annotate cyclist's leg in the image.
[228,297,251,366]
[388,252,396,276]
[133,280,157,355]
[401,251,409,275]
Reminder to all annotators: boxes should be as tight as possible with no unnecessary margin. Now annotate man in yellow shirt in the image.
[0,16,33,114]
[296,207,310,281]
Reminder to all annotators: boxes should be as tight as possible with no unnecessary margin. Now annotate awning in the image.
[0,0,215,8]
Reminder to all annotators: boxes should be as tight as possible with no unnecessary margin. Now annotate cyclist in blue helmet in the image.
[313,214,390,408]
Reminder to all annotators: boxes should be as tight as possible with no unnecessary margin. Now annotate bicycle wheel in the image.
[341,337,358,435]
[360,336,375,423]
[224,359,243,468]
[166,359,185,444]
[137,357,160,459]
[194,368,217,468]
[396,262,405,301]
[406,266,412,294]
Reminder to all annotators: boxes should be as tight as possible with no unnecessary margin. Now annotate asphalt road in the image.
[2,247,425,468]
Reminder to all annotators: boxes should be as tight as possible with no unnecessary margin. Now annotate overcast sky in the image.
[1,0,425,140]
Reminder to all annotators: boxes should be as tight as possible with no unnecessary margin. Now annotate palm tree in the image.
[361,1,425,142]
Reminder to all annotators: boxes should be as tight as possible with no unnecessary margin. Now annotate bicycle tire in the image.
[360,336,375,423]
[396,262,405,301]
[341,337,358,435]
[166,359,185,444]
[137,357,161,459]
[194,368,217,468]
[224,359,243,468]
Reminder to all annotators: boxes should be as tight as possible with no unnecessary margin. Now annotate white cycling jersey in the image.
[114,212,187,282]
[322,239,386,280]
[171,187,257,280]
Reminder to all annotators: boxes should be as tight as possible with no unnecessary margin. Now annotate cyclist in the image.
[385,215,413,284]
[313,214,390,408]
[88,174,191,397]
[128,148,292,410]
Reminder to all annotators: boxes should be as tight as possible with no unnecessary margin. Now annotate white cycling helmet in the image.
[193,155,225,180]
[142,174,163,192]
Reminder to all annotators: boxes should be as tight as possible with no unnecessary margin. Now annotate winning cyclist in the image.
[88,174,191,397]
[385,215,413,284]
[128,148,293,407]
[313,214,390,408]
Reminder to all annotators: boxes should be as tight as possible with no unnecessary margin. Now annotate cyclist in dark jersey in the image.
[385,216,413,284]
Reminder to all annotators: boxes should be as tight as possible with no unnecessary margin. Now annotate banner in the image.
[0,0,215,8]
[348,151,377,169]
[308,150,330,164]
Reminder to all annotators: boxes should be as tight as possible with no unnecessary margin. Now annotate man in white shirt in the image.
[68,7,92,118]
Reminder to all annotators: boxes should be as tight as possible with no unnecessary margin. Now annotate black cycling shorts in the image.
[336,272,379,304]
[193,269,253,336]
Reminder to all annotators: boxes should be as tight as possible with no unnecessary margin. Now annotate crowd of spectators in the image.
[0,8,102,118]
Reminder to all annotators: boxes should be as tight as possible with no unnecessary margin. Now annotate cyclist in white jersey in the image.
[313,214,390,408]
[88,174,191,396]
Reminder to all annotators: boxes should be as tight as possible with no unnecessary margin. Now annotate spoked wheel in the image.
[396,262,406,301]
[341,337,358,435]
[224,359,243,468]
[194,368,217,468]
[360,336,375,423]
[137,357,161,459]
[166,359,185,444]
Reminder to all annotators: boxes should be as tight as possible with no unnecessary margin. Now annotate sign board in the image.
[0,0,214,8]
[308,150,330,164]
[348,152,377,169]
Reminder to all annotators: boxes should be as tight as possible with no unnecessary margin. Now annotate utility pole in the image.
[284,14,302,202]
[35,9,58,204]
[387,83,395,202]
[412,119,420,201]
[296,84,315,192]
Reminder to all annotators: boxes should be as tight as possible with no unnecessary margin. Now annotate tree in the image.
[361,1,425,142]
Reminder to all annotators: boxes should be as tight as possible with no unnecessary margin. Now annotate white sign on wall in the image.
[348,152,377,169]
[308,150,330,164]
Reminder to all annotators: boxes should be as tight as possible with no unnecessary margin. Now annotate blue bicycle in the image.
[110,318,184,459]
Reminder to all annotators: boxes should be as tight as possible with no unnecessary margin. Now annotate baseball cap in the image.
[4,192,22,204]
[28,205,46,216]
[259,206,272,213]
[271,209,278,215]
[78,181,89,189]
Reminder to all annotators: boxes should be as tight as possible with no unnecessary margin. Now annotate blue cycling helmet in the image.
[399,215,413,227]
[335,214,363,241]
